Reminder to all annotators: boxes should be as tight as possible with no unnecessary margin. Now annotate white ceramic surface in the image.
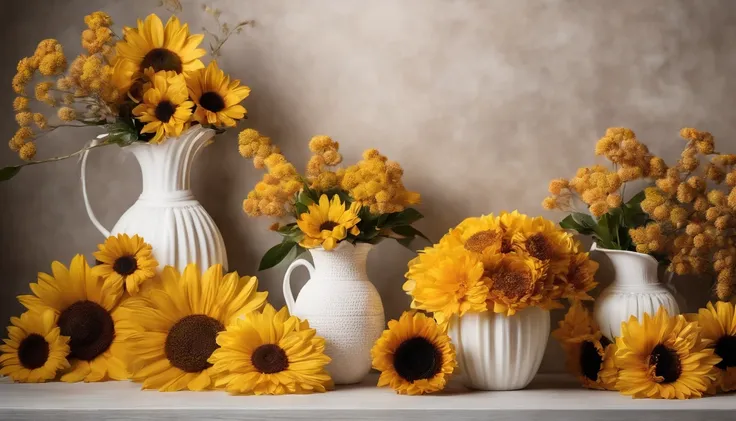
[447,307,550,391]
[592,243,679,340]
[283,242,385,385]
[81,126,228,272]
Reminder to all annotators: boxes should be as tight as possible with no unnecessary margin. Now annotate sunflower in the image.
[512,215,577,277]
[0,310,70,383]
[553,301,617,390]
[296,194,361,251]
[615,307,721,399]
[209,305,332,395]
[403,246,488,324]
[92,233,158,296]
[371,311,456,395]
[115,14,205,75]
[452,214,509,258]
[117,264,268,391]
[484,253,550,316]
[688,301,736,392]
[132,70,194,143]
[558,252,599,301]
[186,61,250,127]
[17,255,129,382]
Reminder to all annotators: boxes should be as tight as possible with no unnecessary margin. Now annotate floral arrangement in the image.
[2,6,252,181]
[238,129,427,269]
[554,301,735,399]
[544,127,736,300]
[0,233,334,395]
[403,211,599,322]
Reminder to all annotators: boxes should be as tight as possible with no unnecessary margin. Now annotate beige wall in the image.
[1,0,735,373]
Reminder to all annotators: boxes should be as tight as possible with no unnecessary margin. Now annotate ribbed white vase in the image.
[82,125,227,272]
[447,307,550,391]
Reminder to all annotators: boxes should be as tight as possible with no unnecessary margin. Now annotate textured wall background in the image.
[1,0,735,373]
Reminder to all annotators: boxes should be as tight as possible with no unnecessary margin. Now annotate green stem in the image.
[17,141,112,168]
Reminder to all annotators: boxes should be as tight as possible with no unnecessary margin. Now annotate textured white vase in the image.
[592,243,679,340]
[81,125,227,272]
[447,307,550,391]
[283,242,385,385]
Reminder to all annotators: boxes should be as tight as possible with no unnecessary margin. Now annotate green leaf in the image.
[295,202,309,216]
[297,190,315,207]
[391,225,431,243]
[559,212,596,235]
[259,241,297,271]
[594,213,616,249]
[379,208,424,229]
[0,166,22,181]
[626,190,646,206]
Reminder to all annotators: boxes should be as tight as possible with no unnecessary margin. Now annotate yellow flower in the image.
[688,301,736,392]
[117,264,268,391]
[296,194,361,250]
[13,96,29,111]
[559,252,599,301]
[615,307,721,399]
[16,111,33,126]
[33,113,48,130]
[92,234,158,296]
[452,214,508,259]
[0,310,70,383]
[186,61,250,127]
[210,305,332,395]
[57,107,76,122]
[132,70,193,143]
[16,255,128,382]
[371,312,456,395]
[14,127,33,142]
[512,215,577,272]
[85,11,113,30]
[403,245,488,323]
[18,142,37,161]
[485,253,549,316]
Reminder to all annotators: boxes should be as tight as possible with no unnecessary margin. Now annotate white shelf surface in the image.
[1,374,735,420]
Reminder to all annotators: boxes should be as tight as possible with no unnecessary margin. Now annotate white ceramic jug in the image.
[283,242,385,384]
[81,125,228,272]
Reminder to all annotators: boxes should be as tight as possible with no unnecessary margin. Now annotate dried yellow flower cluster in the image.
[338,149,420,214]
[306,135,342,191]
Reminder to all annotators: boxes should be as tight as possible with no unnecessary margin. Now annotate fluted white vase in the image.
[447,307,550,391]
[592,243,679,340]
[81,125,227,272]
[283,242,385,385]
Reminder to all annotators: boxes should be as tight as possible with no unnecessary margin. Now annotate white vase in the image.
[283,242,385,385]
[447,307,550,391]
[592,243,679,340]
[81,125,228,272]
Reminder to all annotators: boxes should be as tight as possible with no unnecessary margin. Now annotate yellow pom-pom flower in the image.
[57,107,76,122]
[18,142,37,161]
[13,96,29,111]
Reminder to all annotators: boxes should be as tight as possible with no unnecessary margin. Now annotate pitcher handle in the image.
[81,134,111,237]
[283,258,314,314]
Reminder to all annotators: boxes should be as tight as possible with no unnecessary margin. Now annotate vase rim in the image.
[120,125,216,148]
[310,241,374,253]
[590,242,659,265]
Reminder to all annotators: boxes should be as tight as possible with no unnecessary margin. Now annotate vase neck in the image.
[126,126,215,201]
[309,243,372,281]
[595,247,660,286]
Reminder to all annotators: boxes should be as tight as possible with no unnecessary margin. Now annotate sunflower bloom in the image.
[371,312,456,395]
[688,301,736,392]
[0,310,70,383]
[296,194,361,251]
[132,70,193,143]
[92,234,158,295]
[210,305,332,395]
[117,264,268,391]
[186,61,250,127]
[484,253,550,316]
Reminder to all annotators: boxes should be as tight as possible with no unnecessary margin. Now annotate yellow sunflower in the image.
[688,301,736,392]
[0,310,70,383]
[452,214,509,258]
[209,305,332,395]
[117,263,268,391]
[558,252,599,301]
[371,311,456,395]
[553,301,617,390]
[512,215,578,277]
[116,14,205,75]
[17,255,129,382]
[403,246,488,324]
[484,253,550,316]
[186,61,250,127]
[296,194,361,251]
[92,233,158,296]
[132,70,193,143]
[615,307,721,399]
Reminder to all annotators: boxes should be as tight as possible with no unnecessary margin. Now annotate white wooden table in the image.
[1,374,734,420]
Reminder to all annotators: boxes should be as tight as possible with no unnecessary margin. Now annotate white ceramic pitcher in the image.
[283,242,385,384]
[81,125,227,272]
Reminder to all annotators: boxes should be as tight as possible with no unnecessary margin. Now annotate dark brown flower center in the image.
[319,221,339,231]
[113,255,138,276]
[199,92,226,112]
[58,300,115,361]
[154,100,176,123]
[464,230,500,254]
[579,340,603,381]
[649,344,681,383]
[393,336,442,382]
[17,333,49,369]
[526,233,553,260]
[251,344,289,374]
[490,268,533,300]
[714,335,736,370]
[165,314,223,373]
[140,48,183,73]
